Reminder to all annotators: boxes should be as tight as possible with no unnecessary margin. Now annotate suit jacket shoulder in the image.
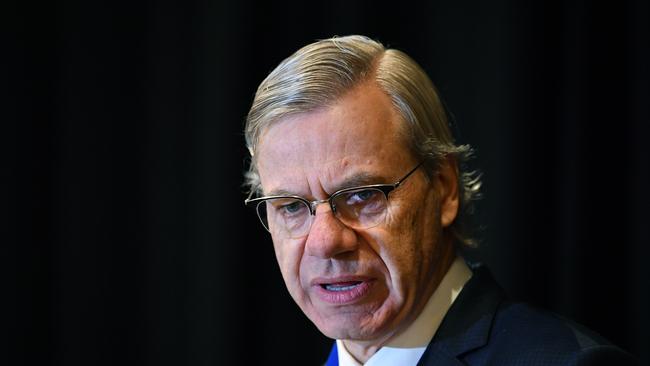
[417,265,636,366]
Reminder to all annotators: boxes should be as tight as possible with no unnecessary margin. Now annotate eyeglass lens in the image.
[256,188,389,238]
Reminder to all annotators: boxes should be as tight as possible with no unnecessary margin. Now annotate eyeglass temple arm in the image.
[394,161,424,187]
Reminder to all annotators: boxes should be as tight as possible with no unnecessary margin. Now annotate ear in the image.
[436,156,460,228]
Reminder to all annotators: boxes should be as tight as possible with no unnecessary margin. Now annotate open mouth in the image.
[321,281,363,292]
[314,279,373,304]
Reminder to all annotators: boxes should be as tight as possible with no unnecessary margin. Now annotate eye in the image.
[344,189,381,205]
[281,201,305,214]
[333,188,388,224]
[267,198,307,217]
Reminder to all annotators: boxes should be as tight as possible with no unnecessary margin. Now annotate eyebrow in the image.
[331,171,386,192]
[265,171,389,198]
[265,188,299,197]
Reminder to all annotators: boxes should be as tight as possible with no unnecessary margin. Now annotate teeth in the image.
[324,283,361,291]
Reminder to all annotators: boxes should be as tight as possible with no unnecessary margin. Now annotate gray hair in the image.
[244,35,481,247]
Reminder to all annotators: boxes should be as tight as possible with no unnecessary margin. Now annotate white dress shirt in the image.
[336,256,473,366]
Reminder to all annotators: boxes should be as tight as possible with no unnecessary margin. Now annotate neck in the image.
[341,341,382,364]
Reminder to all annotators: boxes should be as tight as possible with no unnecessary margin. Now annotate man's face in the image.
[255,82,459,343]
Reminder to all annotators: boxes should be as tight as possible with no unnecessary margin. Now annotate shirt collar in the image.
[337,256,473,366]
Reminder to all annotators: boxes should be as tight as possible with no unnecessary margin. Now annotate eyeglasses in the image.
[245,162,423,238]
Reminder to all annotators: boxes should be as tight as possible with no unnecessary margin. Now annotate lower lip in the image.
[314,280,374,304]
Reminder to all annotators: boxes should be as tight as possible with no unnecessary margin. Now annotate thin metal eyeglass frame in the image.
[244,161,424,233]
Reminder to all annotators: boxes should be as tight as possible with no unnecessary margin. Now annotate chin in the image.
[313,312,390,341]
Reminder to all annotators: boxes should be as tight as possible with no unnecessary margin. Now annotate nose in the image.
[304,203,359,259]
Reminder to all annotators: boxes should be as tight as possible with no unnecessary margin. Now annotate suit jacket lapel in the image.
[417,265,506,366]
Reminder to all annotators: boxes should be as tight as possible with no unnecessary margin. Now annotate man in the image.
[243,35,634,365]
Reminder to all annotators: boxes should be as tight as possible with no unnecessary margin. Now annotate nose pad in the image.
[309,199,333,216]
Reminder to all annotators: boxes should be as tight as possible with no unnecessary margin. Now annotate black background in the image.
[8,0,649,365]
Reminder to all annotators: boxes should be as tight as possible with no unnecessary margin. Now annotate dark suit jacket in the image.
[325,265,636,365]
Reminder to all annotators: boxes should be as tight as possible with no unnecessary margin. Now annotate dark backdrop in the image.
[9,0,649,365]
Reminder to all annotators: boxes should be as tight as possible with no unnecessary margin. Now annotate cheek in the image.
[273,237,307,293]
[365,221,421,288]
[377,193,441,282]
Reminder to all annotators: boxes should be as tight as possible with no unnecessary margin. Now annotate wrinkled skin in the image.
[256,81,459,362]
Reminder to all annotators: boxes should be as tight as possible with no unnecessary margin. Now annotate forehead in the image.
[256,82,414,195]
